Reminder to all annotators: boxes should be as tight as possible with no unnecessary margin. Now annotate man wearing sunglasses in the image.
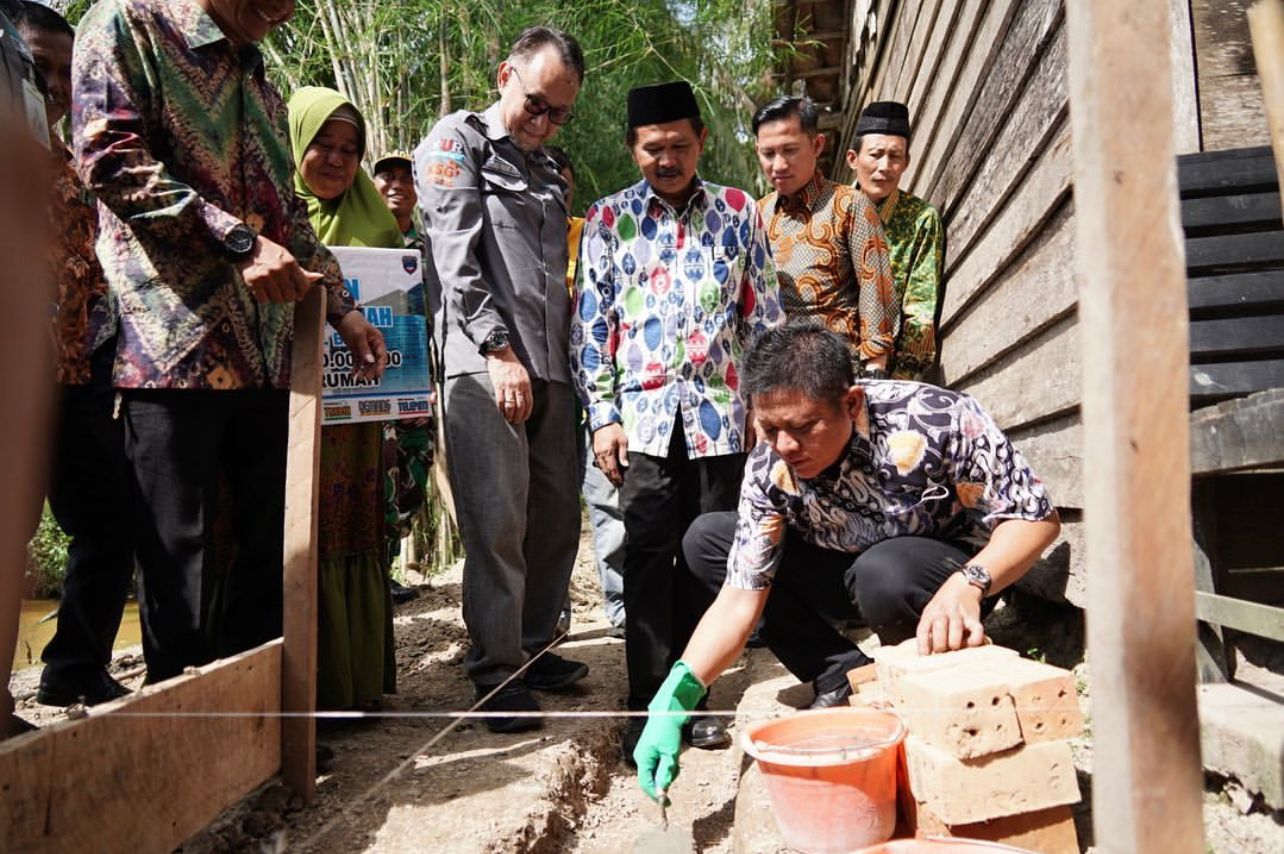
[415,26,587,734]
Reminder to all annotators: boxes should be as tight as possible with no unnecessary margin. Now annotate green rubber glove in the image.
[634,660,707,802]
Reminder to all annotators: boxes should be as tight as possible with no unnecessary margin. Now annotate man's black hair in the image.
[625,115,705,148]
[545,144,573,176]
[0,1,73,39]
[509,26,585,84]
[751,96,818,136]
[742,322,854,406]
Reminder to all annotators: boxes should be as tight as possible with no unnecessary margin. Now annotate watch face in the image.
[227,226,255,256]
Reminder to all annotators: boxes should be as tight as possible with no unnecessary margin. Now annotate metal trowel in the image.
[631,791,695,854]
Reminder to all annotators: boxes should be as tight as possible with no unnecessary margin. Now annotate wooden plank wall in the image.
[832,0,1205,605]
[1194,0,1273,149]
[0,642,282,853]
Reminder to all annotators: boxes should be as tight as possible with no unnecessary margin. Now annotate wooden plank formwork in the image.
[0,643,282,853]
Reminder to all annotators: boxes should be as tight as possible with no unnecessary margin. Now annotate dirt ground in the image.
[9,530,1283,852]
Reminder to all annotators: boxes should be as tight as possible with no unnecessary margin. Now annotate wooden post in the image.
[281,286,324,800]
[0,113,53,736]
[1248,0,1284,215]
[1065,2,1205,852]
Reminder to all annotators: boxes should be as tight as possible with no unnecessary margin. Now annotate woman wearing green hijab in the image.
[288,86,404,710]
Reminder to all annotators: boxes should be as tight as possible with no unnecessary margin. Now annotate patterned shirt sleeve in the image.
[738,205,784,344]
[72,5,240,248]
[725,448,793,590]
[570,205,622,431]
[890,207,943,380]
[849,194,897,361]
[285,191,354,325]
[946,393,1055,527]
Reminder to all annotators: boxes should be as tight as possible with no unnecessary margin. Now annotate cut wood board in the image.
[282,285,324,799]
[0,643,282,853]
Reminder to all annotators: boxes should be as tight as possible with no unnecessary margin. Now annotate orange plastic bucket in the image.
[854,838,1036,853]
[742,708,907,853]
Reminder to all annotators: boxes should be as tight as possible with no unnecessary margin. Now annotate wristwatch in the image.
[863,366,889,380]
[958,564,992,597]
[223,223,257,262]
[479,329,510,356]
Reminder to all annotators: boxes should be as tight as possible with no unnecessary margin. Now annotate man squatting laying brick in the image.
[631,322,1061,802]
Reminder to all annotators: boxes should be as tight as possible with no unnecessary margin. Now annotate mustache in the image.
[655,167,683,179]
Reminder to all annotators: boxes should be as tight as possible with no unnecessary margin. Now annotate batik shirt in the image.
[725,381,1053,590]
[571,178,784,459]
[877,188,943,380]
[757,173,895,362]
[50,141,115,385]
[72,0,353,390]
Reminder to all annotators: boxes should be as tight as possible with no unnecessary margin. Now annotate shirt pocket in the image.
[480,157,528,228]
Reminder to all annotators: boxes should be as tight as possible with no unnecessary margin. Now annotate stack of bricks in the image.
[847,639,1084,853]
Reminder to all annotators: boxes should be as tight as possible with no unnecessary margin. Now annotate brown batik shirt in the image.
[758,172,896,362]
[50,141,114,385]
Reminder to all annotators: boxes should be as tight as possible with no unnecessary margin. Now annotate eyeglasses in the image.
[509,67,574,126]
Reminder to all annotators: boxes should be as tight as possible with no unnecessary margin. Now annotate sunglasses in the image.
[510,67,574,126]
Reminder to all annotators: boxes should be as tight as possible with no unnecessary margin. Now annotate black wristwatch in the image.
[479,329,510,356]
[223,223,257,262]
[958,564,992,597]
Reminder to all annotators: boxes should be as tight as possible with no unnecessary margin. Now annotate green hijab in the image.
[288,87,403,249]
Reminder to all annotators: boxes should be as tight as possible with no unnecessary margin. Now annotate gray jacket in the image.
[415,104,571,383]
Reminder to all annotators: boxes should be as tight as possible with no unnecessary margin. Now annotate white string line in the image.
[98,702,1085,720]
[298,626,595,849]
[103,710,738,719]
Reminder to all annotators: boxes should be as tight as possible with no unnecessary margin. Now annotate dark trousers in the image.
[620,424,744,709]
[42,346,133,680]
[445,374,580,687]
[122,388,288,682]
[683,511,977,693]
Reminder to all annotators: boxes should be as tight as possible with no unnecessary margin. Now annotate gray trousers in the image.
[444,373,580,687]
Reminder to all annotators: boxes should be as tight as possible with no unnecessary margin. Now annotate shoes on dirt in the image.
[683,714,730,749]
[524,653,589,692]
[621,717,646,766]
[389,580,420,605]
[808,680,854,710]
[475,681,542,733]
[36,667,130,707]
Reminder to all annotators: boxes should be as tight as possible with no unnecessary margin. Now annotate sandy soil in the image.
[10,534,1283,852]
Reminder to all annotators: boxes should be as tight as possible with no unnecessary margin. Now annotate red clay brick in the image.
[846,662,879,693]
[905,803,1080,854]
[949,804,1080,854]
[872,638,1018,703]
[1003,658,1085,743]
[897,666,1023,759]
[904,734,1081,824]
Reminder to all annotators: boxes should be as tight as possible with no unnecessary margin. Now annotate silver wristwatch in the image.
[958,563,992,597]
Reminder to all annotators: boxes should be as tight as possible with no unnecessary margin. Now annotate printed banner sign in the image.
[322,245,430,425]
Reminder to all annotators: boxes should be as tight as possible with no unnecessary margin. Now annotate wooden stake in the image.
[1248,0,1284,217]
[281,286,325,800]
[1065,2,1205,852]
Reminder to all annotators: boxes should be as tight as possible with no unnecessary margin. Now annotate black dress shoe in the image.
[683,714,730,749]
[475,681,542,733]
[389,580,419,604]
[524,653,588,691]
[37,668,130,707]
[6,714,37,736]
[808,681,854,710]
[621,717,646,767]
